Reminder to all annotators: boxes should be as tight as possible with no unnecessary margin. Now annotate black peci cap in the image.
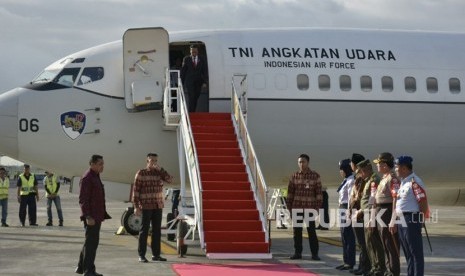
[351,153,365,165]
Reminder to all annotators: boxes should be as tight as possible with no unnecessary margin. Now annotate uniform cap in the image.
[24,164,30,168]
[351,153,365,165]
[339,159,353,176]
[373,152,394,164]
[356,159,371,169]
[339,159,351,170]
[395,156,413,166]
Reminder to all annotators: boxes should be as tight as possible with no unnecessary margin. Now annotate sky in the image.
[1,0,465,92]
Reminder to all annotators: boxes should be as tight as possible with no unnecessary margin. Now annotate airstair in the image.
[163,72,271,259]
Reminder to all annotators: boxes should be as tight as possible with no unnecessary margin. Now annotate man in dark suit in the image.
[76,154,111,276]
[180,45,208,112]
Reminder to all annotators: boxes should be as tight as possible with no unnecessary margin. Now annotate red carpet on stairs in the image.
[171,263,319,276]
[189,112,269,255]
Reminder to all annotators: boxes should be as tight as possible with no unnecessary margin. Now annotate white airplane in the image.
[1,27,464,207]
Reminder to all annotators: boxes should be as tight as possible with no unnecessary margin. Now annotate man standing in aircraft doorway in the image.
[287,153,323,261]
[17,164,39,227]
[180,45,208,112]
[132,153,173,263]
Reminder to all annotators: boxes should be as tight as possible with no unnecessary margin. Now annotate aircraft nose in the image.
[0,89,19,158]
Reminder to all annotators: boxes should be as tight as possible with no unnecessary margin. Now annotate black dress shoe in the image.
[84,273,103,276]
[341,265,354,270]
[152,256,167,261]
[1,223,8,227]
[336,264,346,270]
[75,267,83,274]
[353,269,365,275]
[289,254,302,260]
[317,226,329,230]
[138,256,148,263]
[311,255,321,261]
[30,223,39,226]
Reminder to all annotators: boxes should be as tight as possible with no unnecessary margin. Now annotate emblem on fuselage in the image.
[60,111,86,140]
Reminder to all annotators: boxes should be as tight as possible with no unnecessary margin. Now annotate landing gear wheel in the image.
[122,207,142,236]
[166,212,176,241]
[177,221,188,256]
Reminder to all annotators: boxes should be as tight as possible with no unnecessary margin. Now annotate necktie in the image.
[337,178,347,193]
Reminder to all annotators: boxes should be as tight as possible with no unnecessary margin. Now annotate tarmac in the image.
[1,185,464,276]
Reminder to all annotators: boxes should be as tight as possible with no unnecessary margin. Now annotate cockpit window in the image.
[31,70,60,84]
[52,68,81,87]
[77,67,104,85]
[72,58,85,63]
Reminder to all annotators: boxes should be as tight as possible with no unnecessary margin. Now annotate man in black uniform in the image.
[17,164,39,226]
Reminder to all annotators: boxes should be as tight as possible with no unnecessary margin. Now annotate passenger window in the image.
[360,76,372,92]
[297,74,309,91]
[426,77,438,93]
[449,78,461,94]
[405,77,416,93]
[381,76,393,92]
[339,75,351,91]
[78,67,104,85]
[318,75,330,91]
[53,68,81,87]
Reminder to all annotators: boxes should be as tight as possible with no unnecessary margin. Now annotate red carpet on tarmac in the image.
[171,263,319,276]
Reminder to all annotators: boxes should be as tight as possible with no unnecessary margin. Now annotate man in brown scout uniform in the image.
[348,153,371,275]
[373,152,401,276]
[356,159,386,276]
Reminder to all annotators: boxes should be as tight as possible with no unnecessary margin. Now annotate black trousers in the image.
[78,222,101,274]
[321,191,329,225]
[138,209,163,257]
[339,205,356,266]
[185,80,202,112]
[19,194,37,225]
[398,213,424,276]
[293,219,319,256]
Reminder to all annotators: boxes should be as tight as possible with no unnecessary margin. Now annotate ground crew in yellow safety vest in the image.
[44,171,64,226]
[0,167,10,227]
[16,164,39,227]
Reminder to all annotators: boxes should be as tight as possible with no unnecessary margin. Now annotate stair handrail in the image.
[163,69,181,127]
[164,68,205,248]
[231,74,269,244]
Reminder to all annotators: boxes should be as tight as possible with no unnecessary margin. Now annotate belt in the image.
[402,212,419,215]
[376,203,393,208]
[339,203,348,208]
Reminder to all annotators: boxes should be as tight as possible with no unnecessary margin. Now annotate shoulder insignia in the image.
[412,182,427,202]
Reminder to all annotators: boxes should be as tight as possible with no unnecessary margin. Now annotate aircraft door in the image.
[123,27,169,111]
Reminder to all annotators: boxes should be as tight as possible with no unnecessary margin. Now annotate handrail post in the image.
[231,74,270,245]
[165,68,205,249]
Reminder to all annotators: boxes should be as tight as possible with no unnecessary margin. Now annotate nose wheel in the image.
[121,207,142,235]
